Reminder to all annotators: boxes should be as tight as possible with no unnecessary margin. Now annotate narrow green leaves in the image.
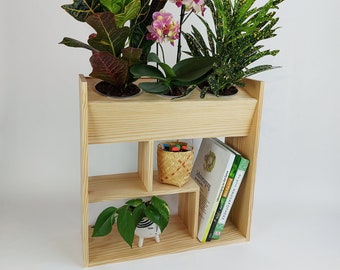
[183,0,284,95]
[59,37,95,51]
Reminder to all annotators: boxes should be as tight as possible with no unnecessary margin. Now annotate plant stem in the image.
[158,44,166,63]
[176,5,186,63]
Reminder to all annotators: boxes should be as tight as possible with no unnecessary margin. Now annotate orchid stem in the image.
[176,5,186,63]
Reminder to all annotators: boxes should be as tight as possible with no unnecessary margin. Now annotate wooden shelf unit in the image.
[79,75,264,267]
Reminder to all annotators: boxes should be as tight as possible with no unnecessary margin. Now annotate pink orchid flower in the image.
[146,10,180,46]
[169,0,205,14]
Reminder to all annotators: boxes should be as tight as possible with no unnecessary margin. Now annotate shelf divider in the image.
[138,141,154,192]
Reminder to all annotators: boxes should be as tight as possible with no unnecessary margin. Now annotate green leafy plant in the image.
[183,0,284,97]
[130,52,216,96]
[92,196,170,247]
[59,0,167,96]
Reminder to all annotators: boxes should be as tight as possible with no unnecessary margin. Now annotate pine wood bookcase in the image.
[79,74,264,267]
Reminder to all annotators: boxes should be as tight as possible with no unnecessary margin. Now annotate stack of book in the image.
[190,138,249,242]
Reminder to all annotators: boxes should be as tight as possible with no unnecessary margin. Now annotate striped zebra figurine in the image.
[134,218,161,247]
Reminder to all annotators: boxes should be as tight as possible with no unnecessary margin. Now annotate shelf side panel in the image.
[79,74,90,266]
[227,79,264,240]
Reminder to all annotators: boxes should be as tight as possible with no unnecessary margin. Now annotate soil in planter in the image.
[198,81,238,96]
[95,81,141,97]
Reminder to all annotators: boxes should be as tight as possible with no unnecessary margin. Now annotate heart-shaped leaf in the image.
[62,0,104,22]
[117,205,136,247]
[125,198,144,208]
[145,203,169,232]
[92,206,117,237]
[150,196,169,223]
[89,51,128,88]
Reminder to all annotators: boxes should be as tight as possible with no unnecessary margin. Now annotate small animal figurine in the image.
[134,218,161,247]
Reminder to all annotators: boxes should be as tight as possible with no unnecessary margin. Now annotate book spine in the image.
[211,158,249,240]
[198,164,232,242]
[206,156,241,241]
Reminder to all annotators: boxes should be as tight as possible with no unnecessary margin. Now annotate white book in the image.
[190,138,236,242]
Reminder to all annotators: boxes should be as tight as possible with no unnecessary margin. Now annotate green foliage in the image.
[129,0,168,61]
[130,53,216,95]
[91,206,117,237]
[60,0,166,93]
[184,0,284,97]
[100,0,141,27]
[145,196,170,231]
[89,51,129,89]
[61,0,104,22]
[86,12,130,57]
[92,196,170,248]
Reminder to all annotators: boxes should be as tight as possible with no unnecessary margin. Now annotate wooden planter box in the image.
[79,75,264,266]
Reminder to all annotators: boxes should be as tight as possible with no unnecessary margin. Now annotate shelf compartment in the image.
[82,76,258,144]
[88,216,245,267]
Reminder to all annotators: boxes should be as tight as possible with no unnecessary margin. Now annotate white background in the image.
[1,1,340,269]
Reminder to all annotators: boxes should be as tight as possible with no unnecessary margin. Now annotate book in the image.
[209,148,249,240]
[190,138,236,242]
[206,153,242,241]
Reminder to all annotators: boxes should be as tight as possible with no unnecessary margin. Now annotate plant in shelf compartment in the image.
[92,196,170,248]
[183,0,284,98]
[130,52,216,96]
[59,0,168,97]
[130,1,210,97]
[59,0,212,98]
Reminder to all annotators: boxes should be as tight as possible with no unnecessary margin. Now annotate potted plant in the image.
[59,0,211,98]
[130,3,212,97]
[183,0,284,98]
[59,0,168,97]
[130,52,216,96]
[92,196,170,247]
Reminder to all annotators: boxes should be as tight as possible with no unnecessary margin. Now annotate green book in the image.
[211,155,249,239]
[206,154,242,241]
